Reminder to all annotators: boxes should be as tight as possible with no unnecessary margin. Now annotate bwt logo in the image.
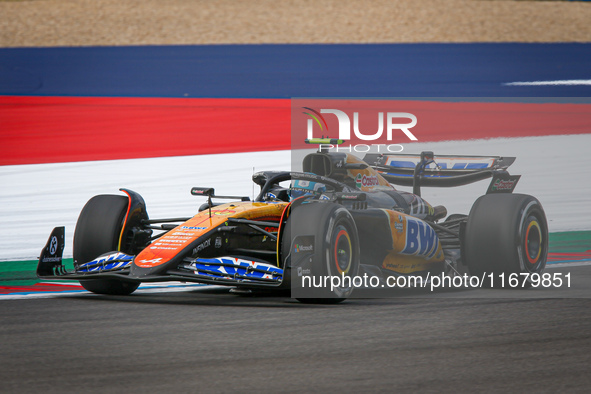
[302,107,418,141]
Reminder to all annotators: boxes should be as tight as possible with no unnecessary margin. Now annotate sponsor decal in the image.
[192,238,211,255]
[492,179,516,191]
[294,243,314,253]
[407,195,433,218]
[492,179,515,191]
[337,193,360,200]
[157,239,185,244]
[487,175,521,194]
[386,159,492,170]
[190,257,283,280]
[400,217,439,259]
[171,231,197,237]
[355,173,379,188]
[297,266,312,277]
[180,226,207,230]
[138,257,163,265]
[49,236,58,255]
[382,259,433,274]
[78,252,133,272]
[291,187,311,194]
[394,215,404,233]
[213,209,236,216]
[42,257,61,263]
[191,187,214,196]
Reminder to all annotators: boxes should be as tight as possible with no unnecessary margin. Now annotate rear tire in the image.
[464,194,548,288]
[74,195,140,295]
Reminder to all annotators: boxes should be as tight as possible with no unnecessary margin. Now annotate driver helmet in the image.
[264,185,289,202]
[289,179,326,201]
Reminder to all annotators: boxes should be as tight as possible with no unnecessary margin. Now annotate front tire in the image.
[464,194,548,288]
[284,202,360,303]
[74,195,140,295]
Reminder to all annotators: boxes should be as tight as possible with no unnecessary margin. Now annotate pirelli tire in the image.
[73,195,140,295]
[285,201,360,303]
[464,194,548,288]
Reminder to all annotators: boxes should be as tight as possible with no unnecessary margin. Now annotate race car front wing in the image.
[37,227,284,288]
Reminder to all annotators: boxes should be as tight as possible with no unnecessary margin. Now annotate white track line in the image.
[0,282,223,300]
[504,79,591,86]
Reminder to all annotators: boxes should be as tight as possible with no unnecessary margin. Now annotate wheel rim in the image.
[523,215,544,270]
[333,225,352,275]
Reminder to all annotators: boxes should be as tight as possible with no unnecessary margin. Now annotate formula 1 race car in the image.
[38,140,548,302]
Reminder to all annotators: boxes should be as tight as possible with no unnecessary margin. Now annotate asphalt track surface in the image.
[2,264,591,393]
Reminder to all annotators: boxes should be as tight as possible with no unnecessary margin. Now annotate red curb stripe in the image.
[0,283,83,294]
[2,96,590,165]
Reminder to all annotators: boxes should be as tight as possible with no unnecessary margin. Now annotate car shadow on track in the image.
[61,286,347,308]
[59,283,479,308]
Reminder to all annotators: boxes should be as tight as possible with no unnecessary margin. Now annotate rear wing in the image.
[363,152,518,195]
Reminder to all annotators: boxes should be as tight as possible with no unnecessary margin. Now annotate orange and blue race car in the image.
[38,141,548,303]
